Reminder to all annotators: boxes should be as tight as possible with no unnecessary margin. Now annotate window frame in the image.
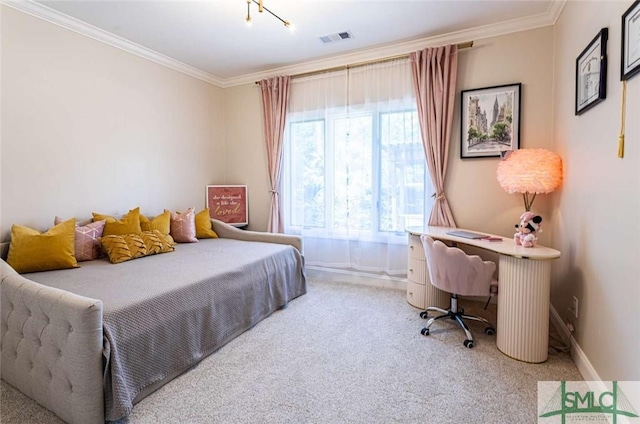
[283,105,429,244]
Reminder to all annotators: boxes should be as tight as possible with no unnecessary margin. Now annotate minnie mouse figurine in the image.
[514,212,542,248]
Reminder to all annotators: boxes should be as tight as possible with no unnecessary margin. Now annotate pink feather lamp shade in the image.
[496,148,563,211]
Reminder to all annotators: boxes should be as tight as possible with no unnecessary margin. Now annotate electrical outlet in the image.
[572,296,579,318]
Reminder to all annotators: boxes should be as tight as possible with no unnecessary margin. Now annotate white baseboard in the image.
[306,266,406,291]
[549,304,602,382]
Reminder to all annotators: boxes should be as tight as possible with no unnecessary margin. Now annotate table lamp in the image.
[496,148,563,212]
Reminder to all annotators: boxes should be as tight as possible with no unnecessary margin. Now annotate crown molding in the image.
[1,0,225,87]
[3,0,566,89]
[547,0,567,24]
[223,6,562,87]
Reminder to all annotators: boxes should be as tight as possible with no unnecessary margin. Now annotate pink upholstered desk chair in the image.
[419,235,497,348]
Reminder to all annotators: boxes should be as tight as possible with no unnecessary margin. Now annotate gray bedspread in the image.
[24,238,306,421]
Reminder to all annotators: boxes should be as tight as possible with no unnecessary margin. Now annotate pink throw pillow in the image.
[54,216,106,261]
[167,208,198,243]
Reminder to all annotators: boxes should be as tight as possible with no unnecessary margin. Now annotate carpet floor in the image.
[1,270,582,423]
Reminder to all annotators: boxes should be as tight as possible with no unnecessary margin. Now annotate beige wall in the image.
[225,27,556,240]
[4,1,638,382]
[224,21,640,381]
[552,1,640,380]
[451,27,555,242]
[223,84,271,231]
[0,6,225,239]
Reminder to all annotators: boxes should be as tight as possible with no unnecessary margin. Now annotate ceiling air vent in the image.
[319,30,354,44]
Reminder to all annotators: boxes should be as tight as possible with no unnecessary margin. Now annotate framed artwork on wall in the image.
[621,0,640,81]
[206,185,248,227]
[460,83,521,159]
[575,28,608,115]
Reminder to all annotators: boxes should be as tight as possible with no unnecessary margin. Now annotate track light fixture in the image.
[245,0,292,29]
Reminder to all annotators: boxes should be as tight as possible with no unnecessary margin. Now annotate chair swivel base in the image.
[420,306,495,348]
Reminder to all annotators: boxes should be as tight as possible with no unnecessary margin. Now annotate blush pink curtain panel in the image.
[410,45,458,227]
[260,76,291,233]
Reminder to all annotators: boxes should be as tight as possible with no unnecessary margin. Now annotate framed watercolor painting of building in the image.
[460,83,521,159]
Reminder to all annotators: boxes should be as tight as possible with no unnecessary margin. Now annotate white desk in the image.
[406,226,560,363]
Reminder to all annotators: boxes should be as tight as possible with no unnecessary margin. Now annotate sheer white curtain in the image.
[283,59,433,276]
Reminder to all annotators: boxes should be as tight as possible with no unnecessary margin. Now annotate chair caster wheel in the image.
[458,308,464,315]
[485,326,495,336]
[421,327,430,336]
[463,339,474,348]
[419,311,428,319]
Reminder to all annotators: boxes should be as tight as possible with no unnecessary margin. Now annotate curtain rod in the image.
[255,41,473,84]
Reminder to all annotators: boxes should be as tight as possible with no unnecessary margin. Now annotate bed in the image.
[0,220,306,423]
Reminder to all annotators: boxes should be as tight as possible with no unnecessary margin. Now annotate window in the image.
[283,59,431,275]
[284,106,429,241]
[288,119,325,228]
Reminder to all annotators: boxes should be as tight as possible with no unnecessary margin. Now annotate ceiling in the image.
[15,0,564,86]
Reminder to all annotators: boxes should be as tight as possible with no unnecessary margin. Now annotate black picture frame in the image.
[575,28,608,115]
[460,83,521,159]
[621,0,640,81]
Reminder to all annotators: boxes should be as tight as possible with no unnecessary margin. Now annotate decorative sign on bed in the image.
[206,185,248,226]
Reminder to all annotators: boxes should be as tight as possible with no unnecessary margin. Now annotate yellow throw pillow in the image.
[140,211,175,245]
[195,209,219,239]
[139,230,174,255]
[92,212,116,223]
[93,207,142,237]
[100,234,146,264]
[100,230,174,264]
[7,218,79,273]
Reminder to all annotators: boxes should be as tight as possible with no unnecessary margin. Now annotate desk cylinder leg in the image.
[496,256,551,363]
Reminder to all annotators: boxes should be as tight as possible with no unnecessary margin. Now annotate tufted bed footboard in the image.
[0,261,105,423]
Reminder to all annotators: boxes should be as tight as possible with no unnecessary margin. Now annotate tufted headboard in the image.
[0,260,105,423]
